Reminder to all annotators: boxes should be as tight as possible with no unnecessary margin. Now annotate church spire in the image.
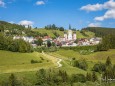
[69,24,71,30]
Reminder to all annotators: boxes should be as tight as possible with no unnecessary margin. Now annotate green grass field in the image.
[48,49,115,75]
[0,50,55,73]
[54,49,115,63]
[33,29,95,38]
[0,49,115,85]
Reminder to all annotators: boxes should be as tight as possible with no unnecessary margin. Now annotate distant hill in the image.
[0,21,25,31]
[83,27,115,37]
[0,20,95,38]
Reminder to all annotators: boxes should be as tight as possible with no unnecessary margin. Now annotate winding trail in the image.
[42,51,62,68]
[57,59,62,67]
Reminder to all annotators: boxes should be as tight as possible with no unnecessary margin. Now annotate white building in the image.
[64,30,77,41]
[13,36,35,43]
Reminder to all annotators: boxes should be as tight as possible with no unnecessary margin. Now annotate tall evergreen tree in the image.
[106,56,112,66]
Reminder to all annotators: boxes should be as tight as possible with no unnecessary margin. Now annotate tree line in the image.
[45,24,65,31]
[0,69,99,86]
[0,33,33,53]
[97,34,115,51]
[83,27,115,37]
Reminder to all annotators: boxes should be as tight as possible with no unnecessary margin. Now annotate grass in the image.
[54,49,115,63]
[0,50,55,73]
[0,49,115,85]
[48,49,115,75]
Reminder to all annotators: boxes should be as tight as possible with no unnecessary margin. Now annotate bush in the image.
[31,59,42,64]
[71,74,86,83]
[73,59,88,70]
[92,62,106,73]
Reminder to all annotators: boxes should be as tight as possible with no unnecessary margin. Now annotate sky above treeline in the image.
[0,0,115,29]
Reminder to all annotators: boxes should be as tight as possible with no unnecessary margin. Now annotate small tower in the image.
[64,32,67,40]
[68,30,72,40]
[73,32,77,40]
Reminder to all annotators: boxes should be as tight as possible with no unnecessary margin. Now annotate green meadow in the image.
[0,50,55,74]
[0,49,115,85]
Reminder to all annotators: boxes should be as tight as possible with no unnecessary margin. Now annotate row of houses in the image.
[13,35,101,47]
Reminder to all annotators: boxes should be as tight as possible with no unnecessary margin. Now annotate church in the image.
[64,30,76,41]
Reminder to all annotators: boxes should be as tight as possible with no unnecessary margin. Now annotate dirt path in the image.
[42,51,62,68]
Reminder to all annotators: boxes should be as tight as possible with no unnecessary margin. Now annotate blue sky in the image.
[0,0,115,29]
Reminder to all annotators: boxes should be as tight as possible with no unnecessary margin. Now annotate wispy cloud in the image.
[88,22,101,27]
[0,0,5,7]
[36,1,45,5]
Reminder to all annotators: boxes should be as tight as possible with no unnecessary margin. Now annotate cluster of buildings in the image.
[13,30,101,48]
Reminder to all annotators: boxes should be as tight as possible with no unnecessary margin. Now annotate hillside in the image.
[0,21,25,31]
[83,27,115,37]
[33,29,95,38]
[0,21,95,38]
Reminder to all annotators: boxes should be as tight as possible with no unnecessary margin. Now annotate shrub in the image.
[31,59,42,64]
[73,59,88,70]
[71,74,86,83]
[92,62,106,73]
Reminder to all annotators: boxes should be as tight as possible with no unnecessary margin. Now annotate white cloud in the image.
[88,23,101,27]
[80,0,115,12]
[19,20,34,27]
[81,0,115,21]
[103,0,115,9]
[80,3,103,12]
[9,21,15,24]
[0,0,5,7]
[95,9,115,21]
[36,1,45,5]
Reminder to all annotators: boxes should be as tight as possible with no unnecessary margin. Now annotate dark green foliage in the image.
[74,39,78,44]
[51,42,56,46]
[86,72,92,81]
[10,39,33,53]
[47,41,51,47]
[102,57,115,82]
[0,33,33,53]
[36,69,69,86]
[8,74,20,86]
[45,24,64,31]
[35,38,43,46]
[92,72,98,82]
[60,45,97,52]
[92,62,106,73]
[83,27,115,37]
[97,35,115,51]
[106,56,112,66]
[71,74,86,83]
[73,59,88,70]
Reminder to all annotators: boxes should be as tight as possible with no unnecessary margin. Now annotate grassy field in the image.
[0,50,55,73]
[48,49,115,75]
[54,49,115,63]
[33,29,95,38]
[0,49,115,85]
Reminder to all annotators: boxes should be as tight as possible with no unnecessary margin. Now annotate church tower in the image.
[64,32,67,40]
[68,30,72,40]
[73,32,77,40]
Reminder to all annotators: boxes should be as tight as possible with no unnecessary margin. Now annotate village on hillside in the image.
[13,30,102,48]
